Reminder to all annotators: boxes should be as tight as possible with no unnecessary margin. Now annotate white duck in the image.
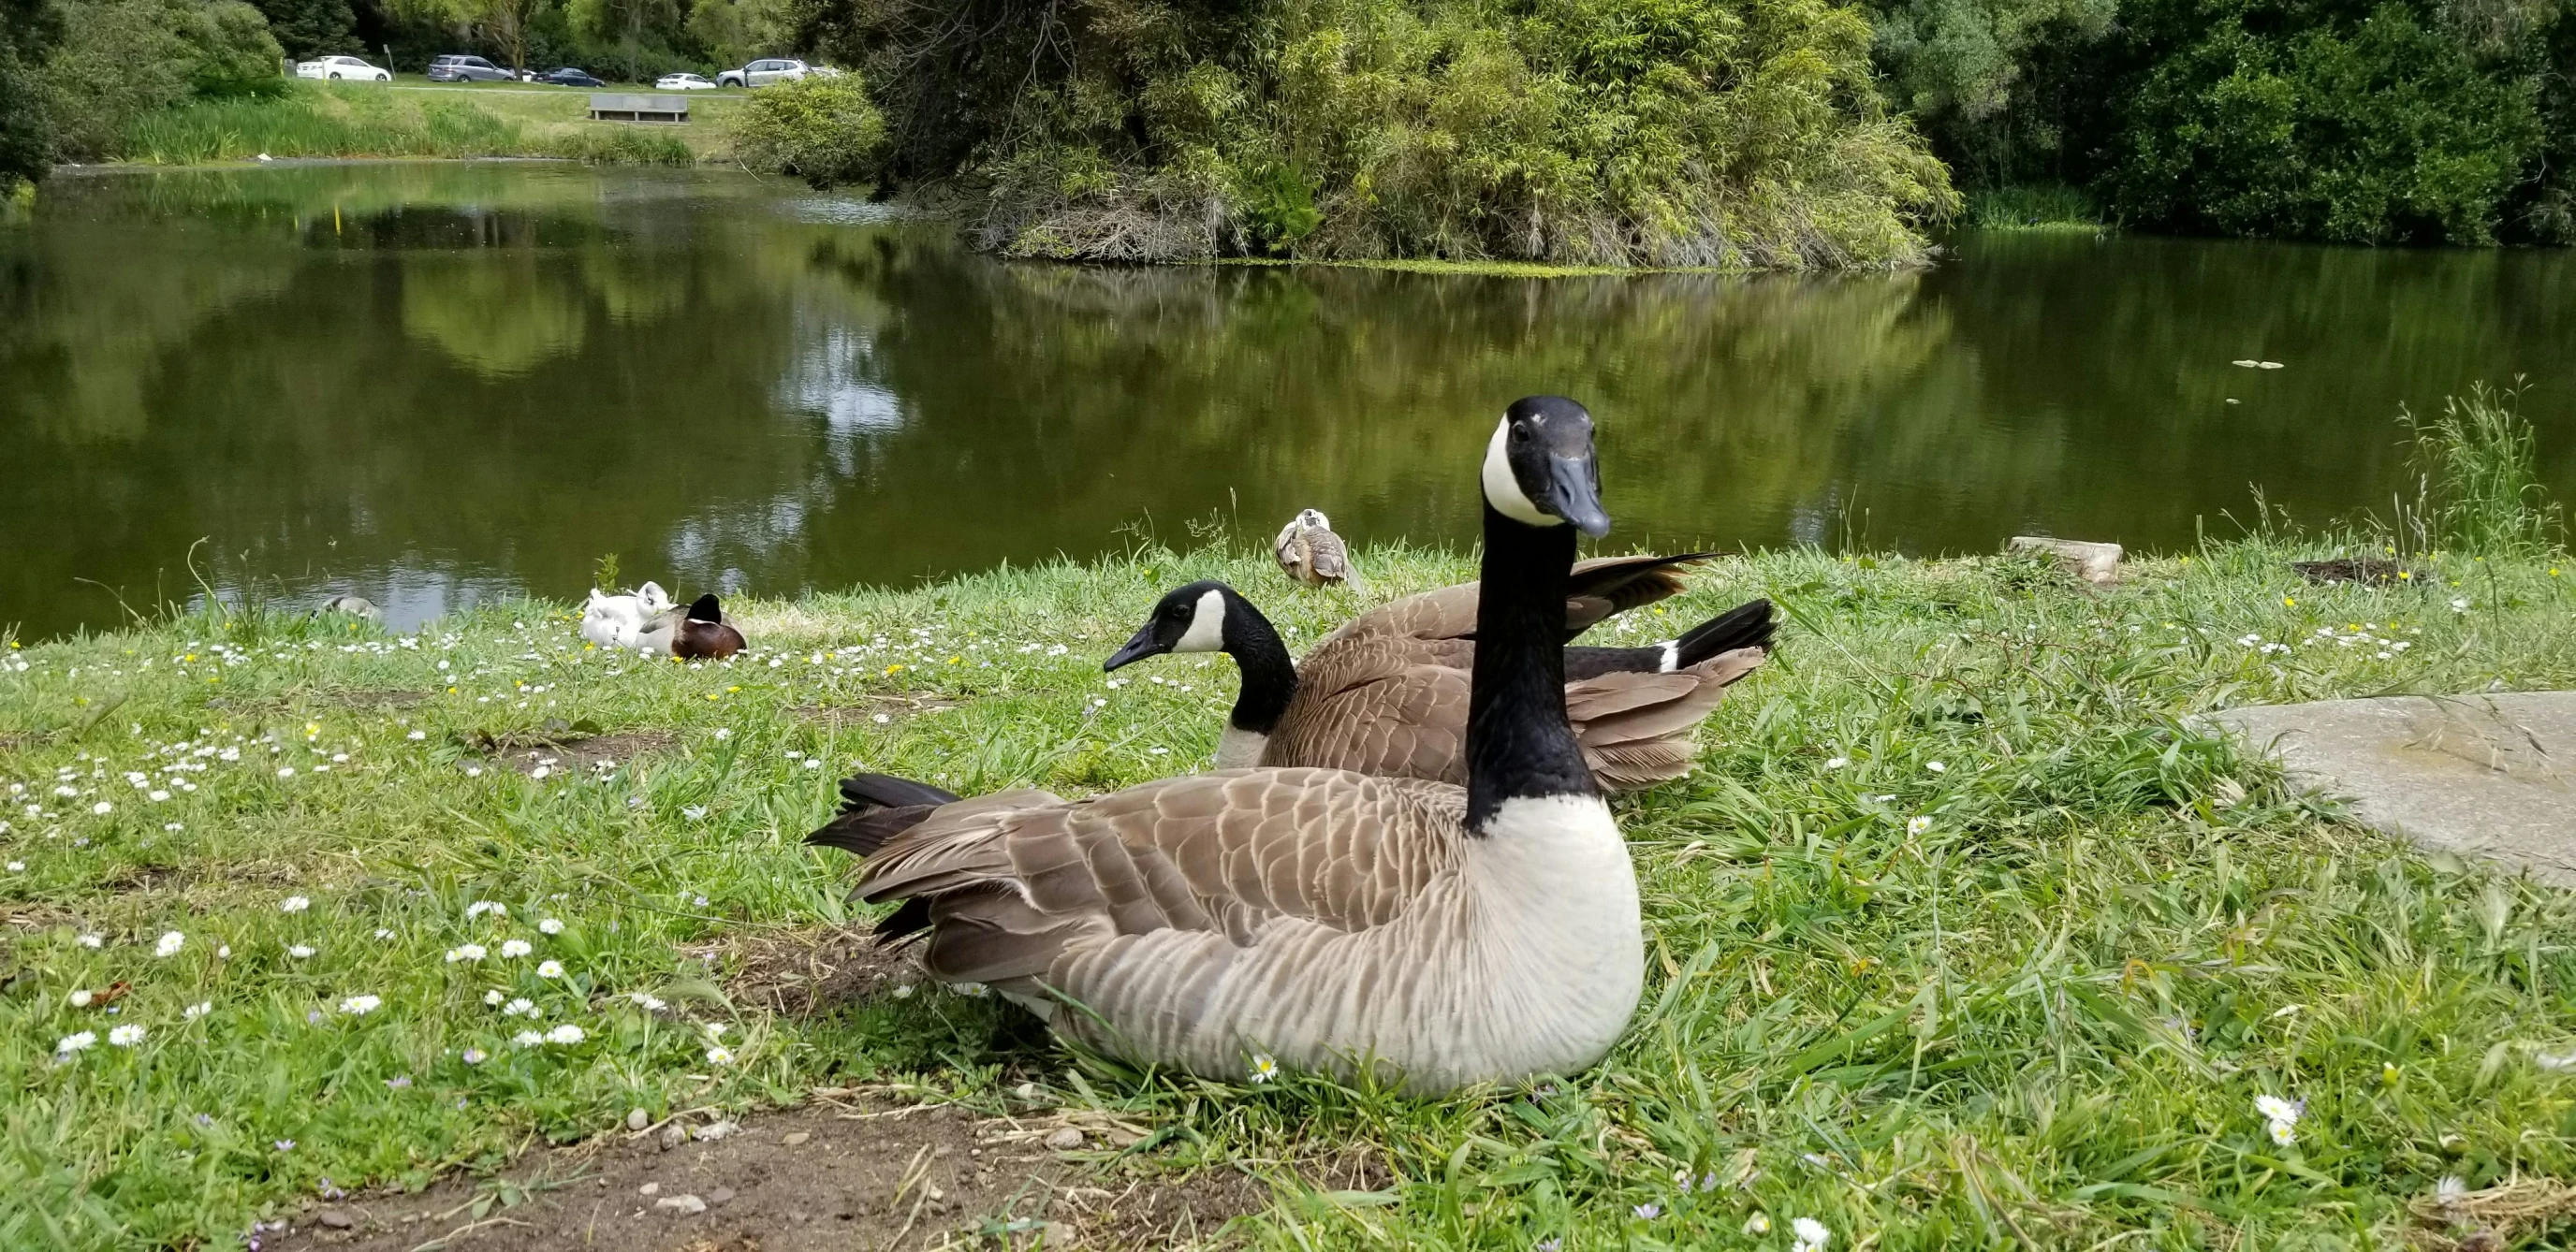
[579,581,671,648]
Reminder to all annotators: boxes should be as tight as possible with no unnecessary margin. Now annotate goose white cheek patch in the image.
[1175,588,1227,652]
[1481,419,1556,527]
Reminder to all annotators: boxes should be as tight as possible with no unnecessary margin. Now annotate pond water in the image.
[6,162,2573,639]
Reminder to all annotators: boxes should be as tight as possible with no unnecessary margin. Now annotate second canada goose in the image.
[635,593,745,660]
[808,395,1643,1093]
[1104,580,1771,787]
[1274,509,1361,590]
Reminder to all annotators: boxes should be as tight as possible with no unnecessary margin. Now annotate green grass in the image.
[2403,381,2565,559]
[1965,184,2113,233]
[7,530,2576,1248]
[118,82,698,167]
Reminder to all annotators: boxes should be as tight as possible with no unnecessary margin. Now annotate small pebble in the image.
[316,1209,354,1230]
[654,1194,707,1215]
[638,1182,660,1196]
[782,1131,811,1146]
[626,1108,649,1131]
[657,1123,686,1151]
[710,1186,736,1206]
[1045,1127,1086,1150]
[695,1120,741,1142]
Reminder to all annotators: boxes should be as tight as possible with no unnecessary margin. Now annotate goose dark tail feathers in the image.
[1672,597,1776,669]
[804,773,960,857]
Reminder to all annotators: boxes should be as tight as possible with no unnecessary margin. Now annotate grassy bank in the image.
[5,532,2576,1248]
[117,82,717,167]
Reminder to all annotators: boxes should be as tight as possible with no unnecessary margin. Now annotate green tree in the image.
[253,0,358,61]
[687,0,794,67]
[2105,0,2551,243]
[384,0,555,73]
[1866,0,2115,184]
[0,0,61,193]
[564,0,684,79]
[45,0,284,159]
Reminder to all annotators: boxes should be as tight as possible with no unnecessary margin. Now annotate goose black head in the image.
[1105,580,1235,671]
[1482,396,1610,537]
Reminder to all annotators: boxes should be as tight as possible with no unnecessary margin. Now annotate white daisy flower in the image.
[2254,1094,2301,1125]
[56,1030,97,1054]
[183,1001,212,1020]
[69,988,94,1007]
[705,1045,735,1065]
[536,960,564,979]
[287,944,315,958]
[445,943,487,963]
[281,895,310,913]
[1249,1054,1280,1084]
[545,1024,585,1045]
[538,918,564,935]
[374,928,396,939]
[154,931,184,958]
[77,933,102,949]
[91,801,112,815]
[512,1030,545,1048]
[339,994,381,1014]
[1907,816,1933,835]
[627,992,666,1012]
[499,939,532,958]
[1792,1217,1831,1252]
[484,990,504,1005]
[2267,1119,2296,1147]
[108,1024,145,1047]
[1744,1214,1771,1235]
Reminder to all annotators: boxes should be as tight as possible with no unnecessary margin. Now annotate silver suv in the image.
[715,59,839,88]
[427,54,516,83]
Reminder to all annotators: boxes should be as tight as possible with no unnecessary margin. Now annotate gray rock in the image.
[316,1209,354,1229]
[654,1194,707,1215]
[626,1108,650,1131]
[657,1122,687,1151]
[709,1186,736,1205]
[1044,1127,1086,1150]
[2210,692,2576,883]
[2007,536,2124,585]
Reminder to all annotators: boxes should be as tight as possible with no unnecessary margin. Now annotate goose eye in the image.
[1508,424,1529,444]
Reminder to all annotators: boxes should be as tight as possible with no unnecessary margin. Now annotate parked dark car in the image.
[426,54,515,83]
[537,67,605,87]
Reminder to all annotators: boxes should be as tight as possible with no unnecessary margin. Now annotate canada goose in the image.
[580,582,671,648]
[1104,580,1770,787]
[635,593,745,659]
[807,396,1643,1093]
[1275,509,1362,590]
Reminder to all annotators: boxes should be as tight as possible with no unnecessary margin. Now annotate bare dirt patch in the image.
[471,728,677,779]
[269,1095,1266,1252]
[699,925,917,1016]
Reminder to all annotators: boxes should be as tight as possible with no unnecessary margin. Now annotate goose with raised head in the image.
[635,593,746,660]
[580,582,672,648]
[1104,578,1770,787]
[1275,509,1363,590]
[807,396,1643,1093]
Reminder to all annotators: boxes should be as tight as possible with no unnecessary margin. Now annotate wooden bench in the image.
[588,94,689,123]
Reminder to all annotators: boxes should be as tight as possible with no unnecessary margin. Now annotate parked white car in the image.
[297,55,389,81]
[715,59,840,88]
[654,73,718,91]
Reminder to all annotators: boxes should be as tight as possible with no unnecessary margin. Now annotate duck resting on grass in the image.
[1105,575,1771,787]
[580,582,672,649]
[808,396,1645,1093]
[636,593,745,660]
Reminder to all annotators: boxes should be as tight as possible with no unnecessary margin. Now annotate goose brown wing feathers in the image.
[853,770,1466,984]
[1319,553,1714,650]
[1564,647,1768,787]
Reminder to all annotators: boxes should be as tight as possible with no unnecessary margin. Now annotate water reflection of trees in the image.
[7,165,2573,639]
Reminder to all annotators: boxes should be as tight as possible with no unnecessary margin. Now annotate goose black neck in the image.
[1221,595,1297,735]
[1466,502,1597,831]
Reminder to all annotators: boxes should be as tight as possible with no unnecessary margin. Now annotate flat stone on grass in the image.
[2212,692,2576,884]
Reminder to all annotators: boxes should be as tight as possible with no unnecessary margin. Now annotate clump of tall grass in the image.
[1963,183,2108,230]
[2402,380,2563,557]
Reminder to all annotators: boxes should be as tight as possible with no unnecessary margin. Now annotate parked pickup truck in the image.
[296,55,389,81]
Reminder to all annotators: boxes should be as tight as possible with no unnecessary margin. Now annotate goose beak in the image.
[1104,625,1165,672]
[1545,455,1611,537]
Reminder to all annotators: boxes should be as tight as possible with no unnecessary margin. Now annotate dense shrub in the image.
[252,0,359,63]
[727,73,885,188]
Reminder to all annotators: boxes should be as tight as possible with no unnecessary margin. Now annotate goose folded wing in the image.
[1563,552,1716,633]
[1563,648,1766,787]
[1271,649,1471,783]
[856,771,1465,983]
